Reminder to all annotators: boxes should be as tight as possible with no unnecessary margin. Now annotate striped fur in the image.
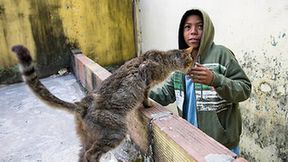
[12,45,82,114]
[11,45,193,162]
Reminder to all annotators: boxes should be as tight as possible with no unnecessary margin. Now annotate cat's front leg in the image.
[143,88,153,108]
[143,98,153,108]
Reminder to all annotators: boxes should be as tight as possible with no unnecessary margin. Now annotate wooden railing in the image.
[71,50,248,162]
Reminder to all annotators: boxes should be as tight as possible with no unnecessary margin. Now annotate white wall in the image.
[139,0,288,161]
[139,0,288,53]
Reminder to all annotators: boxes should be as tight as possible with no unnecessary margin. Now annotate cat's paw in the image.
[143,99,153,108]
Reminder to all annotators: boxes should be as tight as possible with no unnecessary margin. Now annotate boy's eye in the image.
[198,24,203,30]
[184,25,191,30]
[184,24,203,31]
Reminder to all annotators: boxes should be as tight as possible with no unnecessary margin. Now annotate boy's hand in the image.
[188,63,214,85]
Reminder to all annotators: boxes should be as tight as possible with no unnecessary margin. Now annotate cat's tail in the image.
[11,45,83,114]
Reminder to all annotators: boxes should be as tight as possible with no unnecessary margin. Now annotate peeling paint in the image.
[0,0,136,83]
[270,35,278,46]
[0,5,5,15]
[269,32,287,47]
[240,48,288,161]
[59,0,136,66]
[204,154,234,162]
[259,82,272,93]
[241,108,288,161]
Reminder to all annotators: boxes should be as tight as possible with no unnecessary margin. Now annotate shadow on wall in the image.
[29,0,71,78]
[0,1,71,84]
[0,0,136,84]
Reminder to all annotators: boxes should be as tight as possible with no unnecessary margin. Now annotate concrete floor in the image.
[0,74,84,162]
[0,74,141,162]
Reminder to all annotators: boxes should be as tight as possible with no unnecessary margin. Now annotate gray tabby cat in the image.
[11,45,193,162]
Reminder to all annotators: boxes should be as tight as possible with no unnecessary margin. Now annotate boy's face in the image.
[183,15,203,49]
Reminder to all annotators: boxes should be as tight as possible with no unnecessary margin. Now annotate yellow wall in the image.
[59,0,135,65]
[0,0,135,69]
[0,0,36,67]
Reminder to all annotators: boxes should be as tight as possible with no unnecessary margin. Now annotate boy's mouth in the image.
[188,38,200,43]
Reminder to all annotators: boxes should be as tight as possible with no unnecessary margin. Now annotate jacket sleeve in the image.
[149,75,176,106]
[211,54,251,103]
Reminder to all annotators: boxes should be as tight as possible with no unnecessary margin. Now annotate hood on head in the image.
[178,9,215,56]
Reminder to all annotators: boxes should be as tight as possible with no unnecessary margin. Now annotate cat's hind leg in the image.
[79,147,86,162]
[84,129,126,162]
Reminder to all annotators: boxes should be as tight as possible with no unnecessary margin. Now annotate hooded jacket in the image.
[149,9,251,149]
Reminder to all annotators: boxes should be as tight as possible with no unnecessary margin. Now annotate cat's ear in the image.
[139,61,150,85]
[139,61,160,85]
[184,46,193,54]
[139,60,160,85]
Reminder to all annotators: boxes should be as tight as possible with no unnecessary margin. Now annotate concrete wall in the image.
[59,0,136,65]
[0,0,135,83]
[138,0,288,161]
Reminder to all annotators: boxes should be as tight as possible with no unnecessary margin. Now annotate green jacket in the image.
[149,9,251,149]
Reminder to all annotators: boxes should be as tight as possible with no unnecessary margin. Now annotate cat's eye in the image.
[176,52,182,58]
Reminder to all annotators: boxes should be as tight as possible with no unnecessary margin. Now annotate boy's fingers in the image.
[195,63,204,67]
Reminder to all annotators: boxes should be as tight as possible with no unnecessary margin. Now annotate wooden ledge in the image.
[71,51,248,162]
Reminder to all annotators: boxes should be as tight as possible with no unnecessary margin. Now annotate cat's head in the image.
[167,47,194,73]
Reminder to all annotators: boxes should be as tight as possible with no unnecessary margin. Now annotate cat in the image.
[11,45,194,162]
